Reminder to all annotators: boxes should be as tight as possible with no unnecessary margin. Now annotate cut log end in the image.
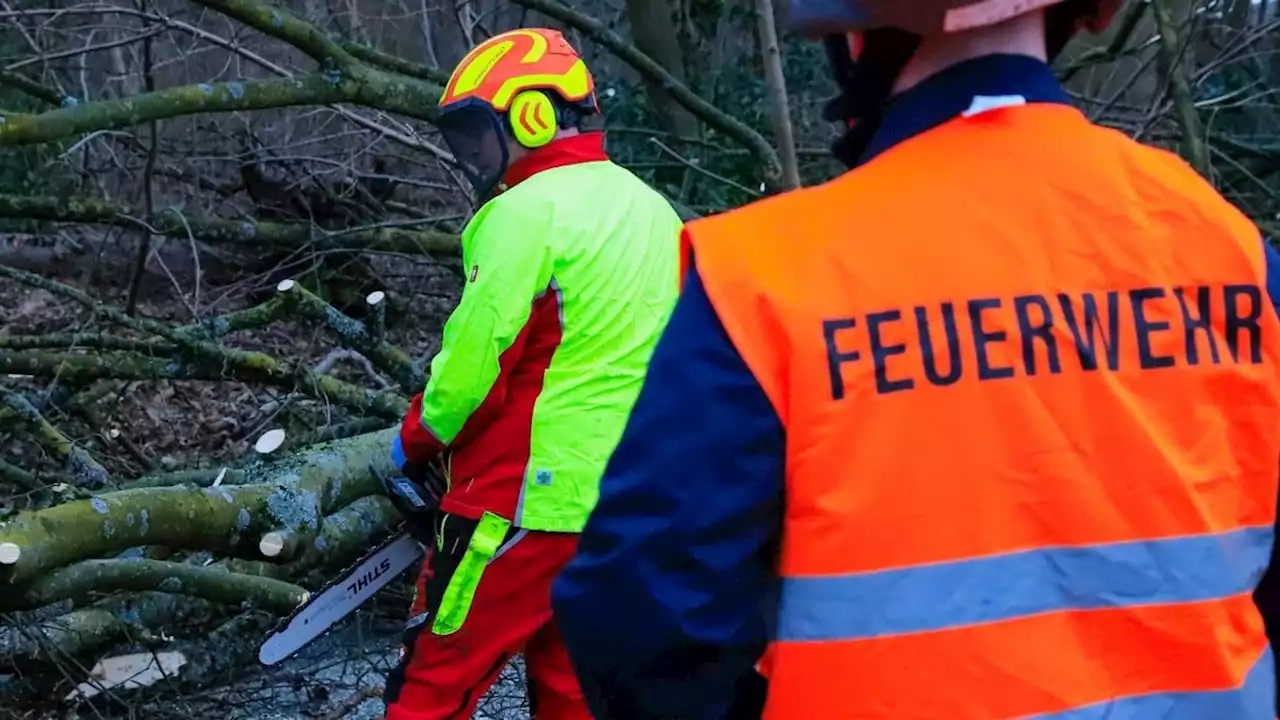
[0,542,21,565]
[258,527,306,561]
[366,290,385,306]
[259,532,286,558]
[276,278,296,293]
[254,428,286,455]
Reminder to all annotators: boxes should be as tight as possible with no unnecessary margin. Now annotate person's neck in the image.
[892,13,1048,94]
[507,128,581,166]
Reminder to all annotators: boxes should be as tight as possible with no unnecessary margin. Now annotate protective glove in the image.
[390,436,448,498]
[384,437,450,546]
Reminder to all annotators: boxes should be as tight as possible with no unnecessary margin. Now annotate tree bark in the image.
[626,0,699,140]
[753,0,800,190]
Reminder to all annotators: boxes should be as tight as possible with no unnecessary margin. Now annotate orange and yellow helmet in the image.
[436,28,599,201]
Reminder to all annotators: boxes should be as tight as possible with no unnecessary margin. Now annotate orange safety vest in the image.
[686,102,1280,718]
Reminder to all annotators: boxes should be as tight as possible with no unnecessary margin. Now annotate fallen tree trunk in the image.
[0,427,410,711]
[286,494,400,573]
[9,558,309,614]
[0,494,402,666]
[0,428,397,588]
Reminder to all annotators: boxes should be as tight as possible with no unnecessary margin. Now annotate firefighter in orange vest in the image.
[552,1,1280,718]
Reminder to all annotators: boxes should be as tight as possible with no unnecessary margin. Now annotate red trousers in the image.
[384,513,591,720]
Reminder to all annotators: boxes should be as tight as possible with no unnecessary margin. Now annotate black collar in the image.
[859,54,1072,165]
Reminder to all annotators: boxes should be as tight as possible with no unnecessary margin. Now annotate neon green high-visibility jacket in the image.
[396,133,682,533]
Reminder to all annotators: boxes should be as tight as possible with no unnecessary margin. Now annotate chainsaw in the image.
[258,464,441,666]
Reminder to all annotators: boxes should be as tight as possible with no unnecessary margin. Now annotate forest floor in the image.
[0,244,456,493]
[0,241,510,719]
[169,602,529,720]
[10,594,531,720]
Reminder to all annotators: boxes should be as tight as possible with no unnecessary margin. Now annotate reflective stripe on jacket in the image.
[686,80,1280,718]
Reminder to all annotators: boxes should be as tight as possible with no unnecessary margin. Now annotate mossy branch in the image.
[9,558,308,614]
[0,194,459,256]
[0,266,409,419]
[0,348,406,420]
[123,467,249,490]
[339,40,451,85]
[190,0,445,121]
[0,332,173,354]
[0,457,40,490]
[277,280,423,393]
[285,494,400,573]
[0,75,355,148]
[0,384,109,489]
[0,608,156,668]
[174,292,298,342]
[0,0,446,149]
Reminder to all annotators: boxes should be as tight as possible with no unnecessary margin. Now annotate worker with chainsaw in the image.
[383,27,682,720]
[552,0,1280,718]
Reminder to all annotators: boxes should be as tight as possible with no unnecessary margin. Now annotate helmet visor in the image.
[437,103,510,201]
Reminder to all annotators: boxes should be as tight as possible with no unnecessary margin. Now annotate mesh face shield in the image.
[437,100,511,203]
[820,29,920,168]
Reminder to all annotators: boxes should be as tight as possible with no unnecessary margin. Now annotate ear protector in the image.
[507,90,565,149]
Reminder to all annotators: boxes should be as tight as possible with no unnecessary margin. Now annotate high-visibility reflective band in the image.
[1028,647,1274,719]
[777,525,1273,642]
[431,511,512,636]
[762,593,1269,718]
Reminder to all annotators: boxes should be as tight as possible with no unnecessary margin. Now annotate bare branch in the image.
[0,75,354,147]
[1149,0,1210,176]
[0,194,459,256]
[753,0,800,190]
[507,0,784,188]
[188,0,358,67]
[0,69,67,105]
